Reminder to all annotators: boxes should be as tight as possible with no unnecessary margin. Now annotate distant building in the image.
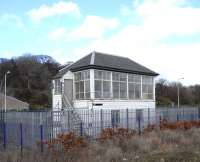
[0,93,29,111]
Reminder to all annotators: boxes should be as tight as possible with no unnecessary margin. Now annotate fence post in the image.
[100,109,103,131]
[40,124,43,153]
[126,109,129,130]
[198,107,200,120]
[148,108,150,125]
[20,123,23,153]
[159,115,162,130]
[80,122,83,137]
[177,111,179,122]
[138,115,141,135]
[3,122,6,150]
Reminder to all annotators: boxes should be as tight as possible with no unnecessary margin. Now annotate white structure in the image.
[52,51,159,130]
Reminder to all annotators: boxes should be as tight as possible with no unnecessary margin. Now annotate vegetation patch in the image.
[1,125,200,162]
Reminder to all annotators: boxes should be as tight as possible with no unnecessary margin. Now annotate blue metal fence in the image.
[0,107,200,152]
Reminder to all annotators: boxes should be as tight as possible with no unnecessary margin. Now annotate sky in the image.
[1,0,200,85]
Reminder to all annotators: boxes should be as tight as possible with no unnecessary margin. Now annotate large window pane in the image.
[80,81,84,93]
[112,72,127,99]
[142,76,153,100]
[95,70,102,79]
[103,81,111,98]
[94,70,111,99]
[95,80,102,98]
[120,82,127,99]
[85,71,90,79]
[112,72,120,81]
[128,83,134,99]
[128,74,141,100]
[120,73,127,82]
[85,80,90,93]
[135,84,141,99]
[113,82,119,99]
[103,71,111,80]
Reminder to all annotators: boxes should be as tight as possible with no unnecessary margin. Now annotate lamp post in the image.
[4,71,10,113]
[177,77,184,108]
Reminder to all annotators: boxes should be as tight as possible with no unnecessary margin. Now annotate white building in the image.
[52,51,159,132]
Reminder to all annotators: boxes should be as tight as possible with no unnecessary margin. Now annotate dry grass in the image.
[1,128,200,162]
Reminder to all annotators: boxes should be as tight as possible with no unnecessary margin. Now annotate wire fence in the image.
[0,107,200,151]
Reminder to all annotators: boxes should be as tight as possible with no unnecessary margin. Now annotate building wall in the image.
[73,103,156,136]
[74,100,155,110]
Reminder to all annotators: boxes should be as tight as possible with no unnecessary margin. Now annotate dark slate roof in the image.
[54,51,159,78]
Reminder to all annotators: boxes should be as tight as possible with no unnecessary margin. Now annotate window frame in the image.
[112,72,128,99]
[74,69,154,101]
[142,76,154,100]
[94,70,111,99]
[128,74,141,100]
[74,70,90,100]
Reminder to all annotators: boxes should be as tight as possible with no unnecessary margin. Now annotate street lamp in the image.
[177,77,184,108]
[4,71,10,112]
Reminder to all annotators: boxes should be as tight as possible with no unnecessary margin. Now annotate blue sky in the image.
[1,0,200,85]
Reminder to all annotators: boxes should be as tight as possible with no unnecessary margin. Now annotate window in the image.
[112,72,127,99]
[55,79,62,94]
[74,70,90,100]
[94,70,111,99]
[142,76,153,100]
[128,74,141,99]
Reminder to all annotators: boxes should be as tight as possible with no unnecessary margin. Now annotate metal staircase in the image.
[62,94,85,136]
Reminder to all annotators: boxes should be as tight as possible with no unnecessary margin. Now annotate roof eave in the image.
[70,65,159,76]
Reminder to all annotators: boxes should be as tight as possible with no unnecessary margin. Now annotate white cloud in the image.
[0,14,24,29]
[69,0,200,85]
[48,27,67,41]
[70,15,119,39]
[48,15,119,41]
[136,0,200,37]
[27,1,80,22]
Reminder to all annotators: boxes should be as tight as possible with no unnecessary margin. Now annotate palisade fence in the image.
[0,107,200,151]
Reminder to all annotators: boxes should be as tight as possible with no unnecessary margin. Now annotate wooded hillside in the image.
[0,54,59,109]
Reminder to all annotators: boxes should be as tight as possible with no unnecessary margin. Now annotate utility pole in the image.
[177,77,184,108]
[4,71,10,112]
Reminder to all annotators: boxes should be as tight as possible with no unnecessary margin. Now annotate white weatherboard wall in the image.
[74,100,155,109]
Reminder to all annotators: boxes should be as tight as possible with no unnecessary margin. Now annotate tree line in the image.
[0,54,59,109]
[156,79,200,107]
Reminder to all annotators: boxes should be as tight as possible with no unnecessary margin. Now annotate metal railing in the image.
[0,107,199,151]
